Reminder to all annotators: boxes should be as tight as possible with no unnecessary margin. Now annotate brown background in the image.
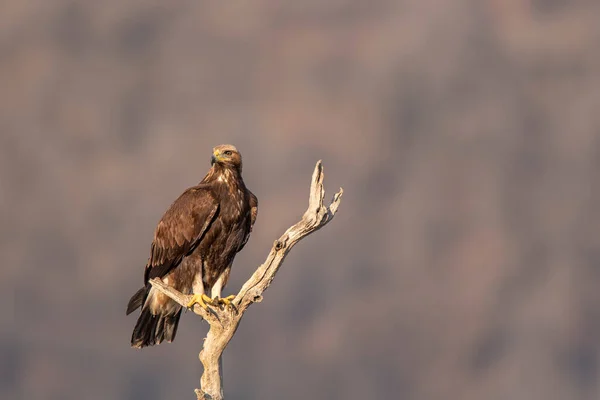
[3,1,600,399]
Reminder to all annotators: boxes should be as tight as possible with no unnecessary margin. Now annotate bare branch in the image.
[149,161,343,400]
[235,161,342,313]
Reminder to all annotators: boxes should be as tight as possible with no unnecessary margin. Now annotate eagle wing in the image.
[237,190,258,252]
[249,190,258,228]
[144,185,219,283]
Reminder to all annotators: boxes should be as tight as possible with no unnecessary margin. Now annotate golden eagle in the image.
[126,144,258,348]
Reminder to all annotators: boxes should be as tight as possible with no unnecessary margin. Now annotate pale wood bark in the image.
[149,160,343,400]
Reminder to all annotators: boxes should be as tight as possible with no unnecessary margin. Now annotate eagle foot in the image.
[207,295,237,312]
[217,294,236,306]
[186,293,213,310]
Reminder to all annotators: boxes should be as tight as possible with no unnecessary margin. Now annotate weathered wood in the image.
[149,160,343,399]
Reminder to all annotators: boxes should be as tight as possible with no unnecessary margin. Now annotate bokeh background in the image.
[3,1,600,399]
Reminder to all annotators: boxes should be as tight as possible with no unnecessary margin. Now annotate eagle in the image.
[126,144,258,348]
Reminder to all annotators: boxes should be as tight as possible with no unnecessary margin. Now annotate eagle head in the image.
[211,144,242,170]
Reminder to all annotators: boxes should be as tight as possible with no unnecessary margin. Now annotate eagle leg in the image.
[186,293,213,310]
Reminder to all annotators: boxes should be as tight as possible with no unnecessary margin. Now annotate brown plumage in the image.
[127,144,258,348]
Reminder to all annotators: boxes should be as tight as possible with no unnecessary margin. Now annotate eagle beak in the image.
[211,150,221,165]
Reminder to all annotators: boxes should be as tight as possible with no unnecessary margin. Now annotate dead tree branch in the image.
[149,160,343,400]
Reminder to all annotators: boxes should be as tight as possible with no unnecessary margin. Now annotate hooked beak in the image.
[211,149,221,165]
[210,149,221,165]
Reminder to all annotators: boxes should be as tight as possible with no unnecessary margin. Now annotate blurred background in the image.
[2,1,600,399]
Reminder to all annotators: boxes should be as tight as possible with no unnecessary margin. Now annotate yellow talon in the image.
[186,293,213,309]
[218,295,236,306]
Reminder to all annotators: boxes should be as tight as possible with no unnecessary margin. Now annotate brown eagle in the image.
[126,144,258,348]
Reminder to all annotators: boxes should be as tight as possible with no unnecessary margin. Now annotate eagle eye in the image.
[224,150,233,156]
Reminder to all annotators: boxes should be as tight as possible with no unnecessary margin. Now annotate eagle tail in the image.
[126,286,147,315]
[131,306,183,348]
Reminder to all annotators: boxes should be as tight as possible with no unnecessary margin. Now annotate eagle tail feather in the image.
[126,286,147,315]
[164,309,183,342]
[131,306,182,348]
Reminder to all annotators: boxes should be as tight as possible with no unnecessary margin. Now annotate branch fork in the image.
[149,161,343,400]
